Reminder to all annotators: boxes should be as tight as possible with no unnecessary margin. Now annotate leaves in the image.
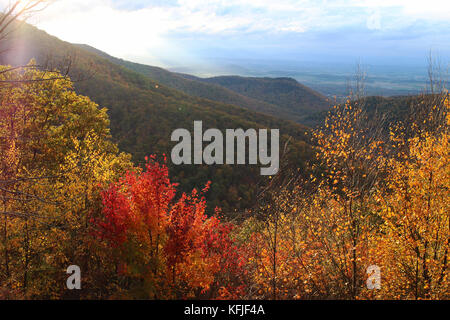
[94,158,246,299]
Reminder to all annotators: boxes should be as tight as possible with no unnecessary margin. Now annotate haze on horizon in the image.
[2,0,450,78]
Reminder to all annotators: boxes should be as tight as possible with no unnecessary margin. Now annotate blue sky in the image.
[12,0,450,70]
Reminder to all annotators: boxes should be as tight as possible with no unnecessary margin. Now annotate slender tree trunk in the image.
[272,216,278,300]
[2,211,10,278]
[23,219,30,291]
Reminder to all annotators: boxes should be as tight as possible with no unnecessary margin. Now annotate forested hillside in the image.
[304,95,442,129]
[183,75,331,120]
[77,44,330,124]
[75,44,289,121]
[0,23,313,212]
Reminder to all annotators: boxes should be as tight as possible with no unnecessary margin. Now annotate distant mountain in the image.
[0,23,313,212]
[181,75,331,119]
[77,44,330,124]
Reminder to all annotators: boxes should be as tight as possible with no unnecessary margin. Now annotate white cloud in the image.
[352,0,450,19]
[12,0,323,64]
[0,0,448,65]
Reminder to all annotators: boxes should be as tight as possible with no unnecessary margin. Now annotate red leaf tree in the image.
[94,157,246,299]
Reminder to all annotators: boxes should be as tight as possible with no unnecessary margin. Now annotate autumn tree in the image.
[0,63,132,297]
[307,98,386,298]
[369,96,449,299]
[94,157,246,299]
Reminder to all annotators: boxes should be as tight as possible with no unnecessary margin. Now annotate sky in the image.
[3,0,450,70]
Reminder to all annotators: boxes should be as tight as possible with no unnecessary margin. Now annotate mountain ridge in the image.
[0,22,313,212]
[182,74,330,115]
[76,43,330,124]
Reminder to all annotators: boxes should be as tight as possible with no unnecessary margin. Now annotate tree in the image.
[370,97,449,299]
[310,99,385,298]
[0,63,132,297]
[0,1,48,44]
[94,157,246,299]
